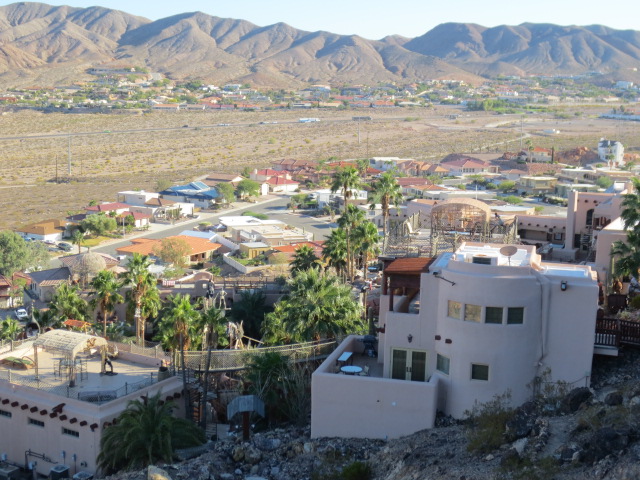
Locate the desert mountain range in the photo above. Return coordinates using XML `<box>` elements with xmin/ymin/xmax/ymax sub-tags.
<box><xmin>1</xmin><ymin>2</ymin><xmax>639</xmax><ymax>87</ymax></box>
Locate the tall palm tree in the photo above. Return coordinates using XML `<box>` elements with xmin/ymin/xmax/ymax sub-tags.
<box><xmin>48</xmin><ymin>283</ymin><xmax>88</xmax><ymax>322</ymax></box>
<box><xmin>156</xmin><ymin>294</ymin><xmax>200</xmax><ymax>352</ymax></box>
<box><xmin>369</xmin><ymin>171</ymin><xmax>403</xmax><ymax>238</ymax></box>
<box><xmin>330</xmin><ymin>166</ymin><xmax>361</xmax><ymax>213</ymax></box>
<box><xmin>290</xmin><ymin>244</ymin><xmax>321</xmax><ymax>275</ymax></box>
<box><xmin>323</xmin><ymin>228</ymin><xmax>348</xmax><ymax>279</ymax></box>
<box><xmin>97</xmin><ymin>391</ymin><xmax>204</xmax><ymax>473</ymax></box>
<box><xmin>119</xmin><ymin>253</ymin><xmax>160</xmax><ymax>343</ymax></box>
<box><xmin>338</xmin><ymin>204</ymin><xmax>366</xmax><ymax>281</ymax></box>
<box><xmin>262</xmin><ymin>269</ymin><xmax>364</xmax><ymax>344</ymax></box>
<box><xmin>197</xmin><ymin>305</ymin><xmax>227</xmax><ymax>350</ymax></box>
<box><xmin>89</xmin><ymin>270</ymin><xmax>123</xmax><ymax>337</ymax></box>
<box><xmin>353</xmin><ymin>220</ymin><xmax>380</xmax><ymax>272</ymax></box>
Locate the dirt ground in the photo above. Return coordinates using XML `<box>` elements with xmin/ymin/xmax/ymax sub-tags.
<box><xmin>0</xmin><ymin>104</ymin><xmax>636</xmax><ymax>230</ymax></box>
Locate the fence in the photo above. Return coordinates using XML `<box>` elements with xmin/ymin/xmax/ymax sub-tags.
<box><xmin>179</xmin><ymin>338</ymin><xmax>340</xmax><ymax>372</ymax></box>
<box><xmin>0</xmin><ymin>368</ymin><xmax>162</xmax><ymax>404</ymax></box>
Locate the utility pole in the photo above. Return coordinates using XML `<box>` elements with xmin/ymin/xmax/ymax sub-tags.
<box><xmin>67</xmin><ymin>135</ymin><xmax>72</xmax><ymax>176</ymax></box>
<box><xmin>520</xmin><ymin>115</ymin><xmax>524</xmax><ymax>151</ymax></box>
<box><xmin>55</xmin><ymin>155</ymin><xmax>58</xmax><ymax>184</ymax></box>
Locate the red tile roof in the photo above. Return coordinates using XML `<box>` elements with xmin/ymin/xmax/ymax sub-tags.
<box><xmin>267</xmin><ymin>176</ymin><xmax>299</xmax><ymax>186</ymax></box>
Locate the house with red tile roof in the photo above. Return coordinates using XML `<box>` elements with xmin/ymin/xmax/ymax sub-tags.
<box><xmin>267</xmin><ymin>241</ymin><xmax>325</xmax><ymax>262</ymax></box>
<box><xmin>266</xmin><ymin>176</ymin><xmax>300</xmax><ymax>193</ymax></box>
<box><xmin>115</xmin><ymin>235</ymin><xmax>221</xmax><ymax>265</ymax></box>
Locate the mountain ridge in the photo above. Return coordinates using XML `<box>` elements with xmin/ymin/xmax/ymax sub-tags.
<box><xmin>1</xmin><ymin>2</ymin><xmax>639</xmax><ymax>87</ymax></box>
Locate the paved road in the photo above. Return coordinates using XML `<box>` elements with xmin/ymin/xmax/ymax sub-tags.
<box><xmin>92</xmin><ymin>195</ymin><xmax>336</xmax><ymax>257</ymax></box>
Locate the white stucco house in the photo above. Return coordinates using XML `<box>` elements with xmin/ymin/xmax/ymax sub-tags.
<box><xmin>598</xmin><ymin>139</ymin><xmax>625</xmax><ymax>168</ymax></box>
<box><xmin>312</xmin><ymin>242</ymin><xmax>598</xmax><ymax>439</ymax></box>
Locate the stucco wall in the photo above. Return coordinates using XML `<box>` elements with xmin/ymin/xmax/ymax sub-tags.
<box><xmin>311</xmin><ymin>336</ymin><xmax>439</xmax><ymax>439</ymax></box>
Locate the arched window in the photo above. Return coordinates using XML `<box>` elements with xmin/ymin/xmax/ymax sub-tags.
<box><xmin>586</xmin><ymin>208</ymin><xmax>594</xmax><ymax>226</ymax></box>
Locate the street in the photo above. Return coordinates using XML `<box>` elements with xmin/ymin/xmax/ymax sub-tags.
<box><xmin>91</xmin><ymin>195</ymin><xmax>336</xmax><ymax>257</ymax></box>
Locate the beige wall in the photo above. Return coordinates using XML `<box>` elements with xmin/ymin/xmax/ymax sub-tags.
<box><xmin>0</xmin><ymin>376</ymin><xmax>182</xmax><ymax>477</ymax></box>
<box><xmin>311</xmin><ymin>336</ymin><xmax>439</xmax><ymax>439</ymax></box>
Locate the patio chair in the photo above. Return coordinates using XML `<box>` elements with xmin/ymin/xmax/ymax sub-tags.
<box><xmin>358</xmin><ymin>365</ymin><xmax>370</xmax><ymax>376</ymax></box>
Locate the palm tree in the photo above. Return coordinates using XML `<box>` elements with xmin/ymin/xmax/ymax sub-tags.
<box><xmin>230</xmin><ymin>289</ymin><xmax>269</xmax><ymax>340</ymax></box>
<box><xmin>97</xmin><ymin>391</ymin><xmax>204</xmax><ymax>473</ymax></box>
<box><xmin>611</xmin><ymin>179</ymin><xmax>640</xmax><ymax>284</ymax></box>
<box><xmin>0</xmin><ymin>317</ymin><xmax>23</xmax><ymax>340</ymax></box>
<box><xmin>290</xmin><ymin>244</ymin><xmax>321</xmax><ymax>275</ymax></box>
<box><xmin>262</xmin><ymin>269</ymin><xmax>364</xmax><ymax>344</ymax></box>
<box><xmin>323</xmin><ymin>228</ymin><xmax>348</xmax><ymax>279</ymax></box>
<box><xmin>119</xmin><ymin>253</ymin><xmax>160</xmax><ymax>343</ymax></box>
<box><xmin>337</xmin><ymin>204</ymin><xmax>366</xmax><ymax>281</ymax></box>
<box><xmin>611</xmin><ymin>232</ymin><xmax>640</xmax><ymax>279</ymax></box>
<box><xmin>356</xmin><ymin>158</ymin><xmax>369</xmax><ymax>181</ymax></box>
<box><xmin>330</xmin><ymin>166</ymin><xmax>361</xmax><ymax>213</ymax></box>
<box><xmin>48</xmin><ymin>283</ymin><xmax>88</xmax><ymax>322</ymax></box>
<box><xmin>369</xmin><ymin>171</ymin><xmax>403</xmax><ymax>238</ymax></box>
<box><xmin>353</xmin><ymin>220</ymin><xmax>380</xmax><ymax>272</ymax></box>
<box><xmin>71</xmin><ymin>228</ymin><xmax>85</xmax><ymax>254</ymax></box>
<box><xmin>89</xmin><ymin>270</ymin><xmax>123</xmax><ymax>337</ymax></box>
<box><xmin>197</xmin><ymin>305</ymin><xmax>227</xmax><ymax>350</ymax></box>
<box><xmin>156</xmin><ymin>294</ymin><xmax>200</xmax><ymax>352</ymax></box>
<box><xmin>620</xmin><ymin>178</ymin><xmax>640</xmax><ymax>234</ymax></box>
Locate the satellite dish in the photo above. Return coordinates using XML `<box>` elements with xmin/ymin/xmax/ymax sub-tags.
<box><xmin>500</xmin><ymin>245</ymin><xmax>518</xmax><ymax>265</ymax></box>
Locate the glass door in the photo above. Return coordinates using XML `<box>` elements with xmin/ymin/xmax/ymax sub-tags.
<box><xmin>391</xmin><ymin>348</ymin><xmax>428</xmax><ymax>382</ymax></box>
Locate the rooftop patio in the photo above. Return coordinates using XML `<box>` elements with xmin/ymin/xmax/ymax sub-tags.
<box><xmin>0</xmin><ymin>333</ymin><xmax>165</xmax><ymax>404</ymax></box>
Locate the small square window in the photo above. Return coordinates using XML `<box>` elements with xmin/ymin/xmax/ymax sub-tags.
<box><xmin>464</xmin><ymin>304</ymin><xmax>482</xmax><ymax>323</ymax></box>
<box><xmin>485</xmin><ymin>307</ymin><xmax>503</xmax><ymax>324</ymax></box>
<box><xmin>436</xmin><ymin>354</ymin><xmax>450</xmax><ymax>375</ymax></box>
<box><xmin>507</xmin><ymin>307</ymin><xmax>524</xmax><ymax>325</ymax></box>
<box><xmin>471</xmin><ymin>364</ymin><xmax>489</xmax><ymax>381</ymax></box>
<box><xmin>0</xmin><ymin>409</ymin><xmax>11</xmax><ymax>418</ymax></box>
<box><xmin>447</xmin><ymin>300</ymin><xmax>461</xmax><ymax>319</ymax></box>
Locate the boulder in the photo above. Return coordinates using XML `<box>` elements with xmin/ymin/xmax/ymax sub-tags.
<box><xmin>605</xmin><ymin>392</ymin><xmax>624</xmax><ymax>406</ymax></box>
<box><xmin>561</xmin><ymin>387</ymin><xmax>593</xmax><ymax>413</ymax></box>
<box><xmin>244</xmin><ymin>446</ymin><xmax>262</xmax><ymax>465</ymax></box>
<box><xmin>148</xmin><ymin>466</ymin><xmax>172</xmax><ymax>480</ymax></box>
<box><xmin>581</xmin><ymin>427</ymin><xmax>630</xmax><ymax>463</ymax></box>
<box><xmin>505</xmin><ymin>401</ymin><xmax>538</xmax><ymax>442</ymax></box>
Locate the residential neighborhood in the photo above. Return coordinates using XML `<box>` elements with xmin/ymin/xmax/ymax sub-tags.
<box><xmin>2</xmin><ymin>112</ymin><xmax>640</xmax><ymax>478</ymax></box>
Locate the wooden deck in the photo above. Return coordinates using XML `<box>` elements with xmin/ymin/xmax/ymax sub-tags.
<box><xmin>595</xmin><ymin>317</ymin><xmax>640</xmax><ymax>355</ymax></box>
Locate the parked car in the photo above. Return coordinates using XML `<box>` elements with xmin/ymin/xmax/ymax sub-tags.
<box><xmin>14</xmin><ymin>308</ymin><xmax>28</xmax><ymax>321</ymax></box>
<box><xmin>58</xmin><ymin>242</ymin><xmax>73</xmax><ymax>252</ymax></box>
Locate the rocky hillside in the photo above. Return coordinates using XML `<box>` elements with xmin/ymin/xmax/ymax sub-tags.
<box><xmin>2</xmin><ymin>3</ymin><xmax>640</xmax><ymax>87</ymax></box>
<box><xmin>102</xmin><ymin>349</ymin><xmax>640</xmax><ymax>480</ymax></box>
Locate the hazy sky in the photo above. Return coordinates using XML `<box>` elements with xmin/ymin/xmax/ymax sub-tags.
<box><xmin>6</xmin><ymin>0</ymin><xmax>640</xmax><ymax>39</ymax></box>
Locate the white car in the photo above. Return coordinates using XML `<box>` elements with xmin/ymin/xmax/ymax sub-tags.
<box><xmin>14</xmin><ymin>308</ymin><xmax>29</xmax><ymax>321</ymax></box>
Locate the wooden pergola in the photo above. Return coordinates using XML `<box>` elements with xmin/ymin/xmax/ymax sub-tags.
<box><xmin>32</xmin><ymin>330</ymin><xmax>108</xmax><ymax>386</ymax></box>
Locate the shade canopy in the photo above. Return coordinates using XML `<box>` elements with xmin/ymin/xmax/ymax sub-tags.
<box><xmin>33</xmin><ymin>330</ymin><xmax>108</xmax><ymax>358</ymax></box>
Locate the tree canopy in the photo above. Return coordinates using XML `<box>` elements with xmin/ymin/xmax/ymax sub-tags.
<box><xmin>152</xmin><ymin>237</ymin><xmax>191</xmax><ymax>269</ymax></box>
<box><xmin>236</xmin><ymin>179</ymin><xmax>261</xmax><ymax>199</ymax></box>
<box><xmin>0</xmin><ymin>231</ymin><xmax>47</xmax><ymax>276</ymax></box>
<box><xmin>97</xmin><ymin>391</ymin><xmax>204</xmax><ymax>473</ymax></box>
<box><xmin>262</xmin><ymin>269</ymin><xmax>364</xmax><ymax>344</ymax></box>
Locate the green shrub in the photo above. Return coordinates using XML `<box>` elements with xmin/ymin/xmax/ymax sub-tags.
<box><xmin>341</xmin><ymin>461</ymin><xmax>372</xmax><ymax>480</ymax></box>
<box><xmin>465</xmin><ymin>391</ymin><xmax>515</xmax><ymax>454</ymax></box>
